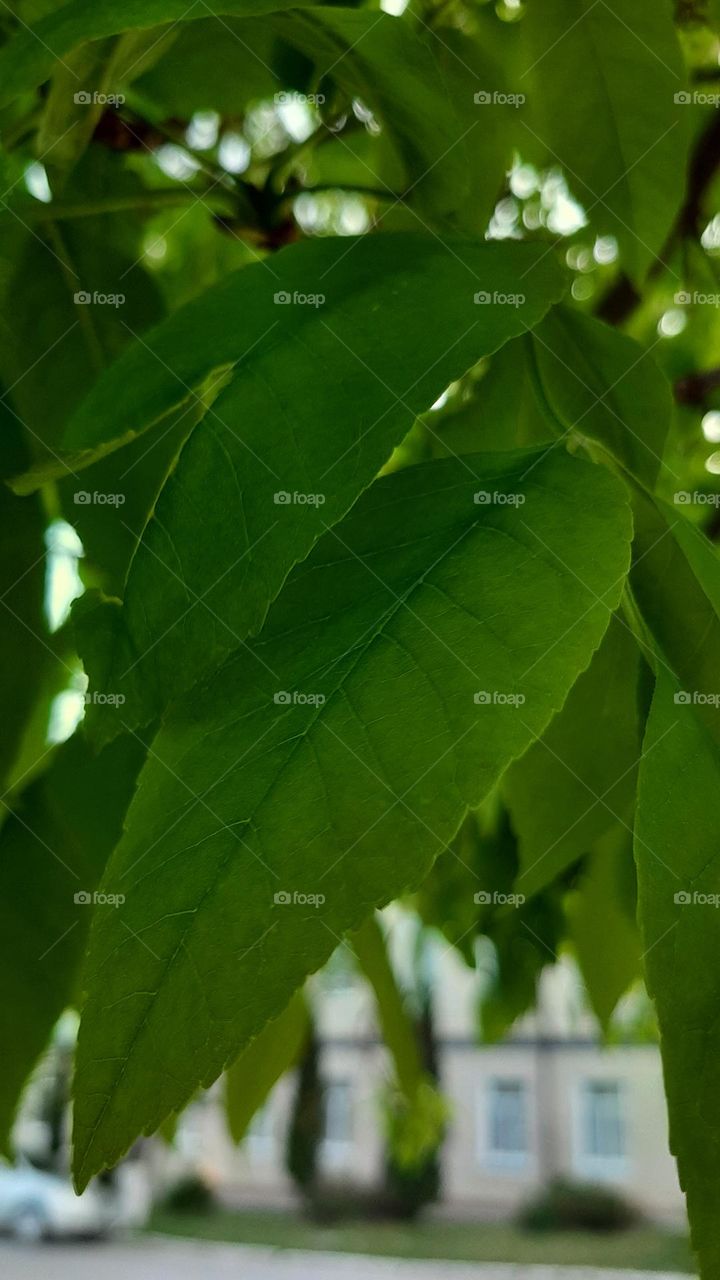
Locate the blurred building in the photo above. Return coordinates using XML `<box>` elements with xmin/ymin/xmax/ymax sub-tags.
<box><xmin>161</xmin><ymin>924</ymin><xmax>685</xmax><ymax>1227</ymax></box>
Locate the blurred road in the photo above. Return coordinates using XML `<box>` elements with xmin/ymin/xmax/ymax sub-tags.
<box><xmin>0</xmin><ymin>1238</ymin><xmax>693</xmax><ymax>1279</ymax></box>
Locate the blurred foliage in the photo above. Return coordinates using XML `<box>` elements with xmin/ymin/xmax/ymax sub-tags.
<box><xmin>518</xmin><ymin>1178</ymin><xmax>640</xmax><ymax>1234</ymax></box>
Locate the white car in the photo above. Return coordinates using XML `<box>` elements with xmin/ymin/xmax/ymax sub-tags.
<box><xmin>0</xmin><ymin>1162</ymin><xmax>113</xmax><ymax>1241</ymax></box>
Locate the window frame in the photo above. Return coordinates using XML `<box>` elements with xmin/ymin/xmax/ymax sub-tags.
<box><xmin>319</xmin><ymin>1077</ymin><xmax>355</xmax><ymax>1170</ymax></box>
<box><xmin>476</xmin><ymin>1075</ymin><xmax>531</xmax><ymax>1172</ymax></box>
<box><xmin>572</xmin><ymin>1077</ymin><xmax>628</xmax><ymax>1181</ymax></box>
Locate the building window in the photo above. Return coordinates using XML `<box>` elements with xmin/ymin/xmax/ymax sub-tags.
<box><xmin>489</xmin><ymin>1079</ymin><xmax>527</xmax><ymax>1155</ymax></box>
<box><xmin>322</xmin><ymin>1079</ymin><xmax>353</xmax><ymax>1145</ymax></box>
<box><xmin>318</xmin><ymin>1078</ymin><xmax>355</xmax><ymax>1173</ymax></box>
<box><xmin>477</xmin><ymin>1078</ymin><xmax>529</xmax><ymax>1169</ymax></box>
<box><xmin>582</xmin><ymin>1080</ymin><xmax>624</xmax><ymax>1158</ymax></box>
<box><xmin>575</xmin><ymin>1080</ymin><xmax>626</xmax><ymax>1178</ymax></box>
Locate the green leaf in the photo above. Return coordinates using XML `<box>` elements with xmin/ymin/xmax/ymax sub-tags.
<box><xmin>36</xmin><ymin>40</ymin><xmax>118</xmax><ymax>187</ymax></box>
<box><xmin>521</xmin><ymin>0</ymin><xmax>688</xmax><ymax>283</ymax></box>
<box><xmin>352</xmin><ymin>915</ymin><xmax>447</xmax><ymax>1172</ymax></box>
<box><xmin>0</xmin><ymin>412</ymin><xmax>51</xmax><ymax>789</ymax></box>
<box><xmin>36</xmin><ymin>29</ymin><xmax>180</xmax><ymax>185</ymax></box>
<box><xmin>479</xmin><ymin>887</ymin><xmax>565</xmax><ymax>1042</ymax></box>
<box><xmin>635</xmin><ymin>669</ymin><xmax>720</xmax><ymax>1277</ymax></box>
<box><xmin>566</xmin><ymin>827</ymin><xmax>641</xmax><ymax>1033</ymax></box>
<box><xmin>72</xmin><ymin>445</ymin><xmax>631</xmax><ymax>1187</ymax></box>
<box><xmin>382</xmin><ymin>1078</ymin><xmax>448</xmax><ymax>1173</ymax></box>
<box><xmin>0</xmin><ymin>0</ymin><xmax>300</xmax><ymax>108</ymax></box>
<box><xmin>0</xmin><ymin>153</ymin><xmax>164</xmax><ymax>452</ymax></box>
<box><xmin>0</xmin><ymin>732</ymin><xmax>145</xmax><ymax>1152</ymax></box>
<box><xmin>44</xmin><ymin>241</ymin><xmax>562</xmax><ymax>467</ymax></box>
<box><xmin>352</xmin><ymin>914</ymin><xmax>423</xmax><ymax>1099</ymax></box>
<box><xmin>134</xmin><ymin>18</ymin><xmax>308</xmax><ymax>116</ymax></box>
<box><xmin>53</xmin><ymin>235</ymin><xmax>563</xmax><ymax>463</ymax></box>
<box><xmin>225</xmin><ymin>989</ymin><xmax>309</xmax><ymax>1144</ymax></box>
<box><xmin>57</xmin><ymin>403</ymin><xmax>199</xmax><ymax>597</ymax></box>
<box><xmin>429</xmin><ymin>339</ymin><xmax>553</xmax><ymax>459</ymax></box>
<box><xmin>416</xmin><ymin>803</ymin><xmax>519</xmax><ymax>965</ymax></box>
<box><xmin>64</xmin><ymin>234</ymin><xmax>564</xmax><ymax>739</ymax></box>
<box><xmin>504</xmin><ymin>614</ymin><xmax>641</xmax><ymax>899</ymax></box>
<box><xmin>530</xmin><ymin>306</ymin><xmax>673</xmax><ymax>490</ymax></box>
<box><xmin>630</xmin><ymin>491</ymin><xmax>720</xmax><ymax>748</ymax></box>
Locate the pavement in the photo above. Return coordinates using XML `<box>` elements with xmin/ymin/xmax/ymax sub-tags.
<box><xmin>0</xmin><ymin>1237</ymin><xmax>694</xmax><ymax>1280</ymax></box>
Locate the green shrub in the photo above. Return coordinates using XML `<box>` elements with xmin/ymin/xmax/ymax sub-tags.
<box><xmin>518</xmin><ymin>1178</ymin><xmax>639</xmax><ymax>1233</ymax></box>
<box><xmin>158</xmin><ymin>1173</ymin><xmax>216</xmax><ymax>1215</ymax></box>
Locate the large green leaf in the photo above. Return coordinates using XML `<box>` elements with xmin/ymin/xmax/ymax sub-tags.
<box><xmin>504</xmin><ymin>613</ymin><xmax>641</xmax><ymax>899</ymax></box>
<box><xmin>0</xmin><ymin>0</ymin><xmax>299</xmax><ymax>107</ymax></box>
<box><xmin>72</xmin><ymin>446</ymin><xmax>631</xmax><ymax>1186</ymax></box>
<box><xmin>521</xmin><ymin>0</ymin><xmax>688</xmax><ymax>284</ymax></box>
<box><xmin>225</xmin><ymin>989</ymin><xmax>309</xmax><ymax>1144</ymax></box>
<box><xmin>65</xmin><ymin>234</ymin><xmax>564</xmax><ymax>740</ymax></box>
<box><xmin>0</xmin><ymin>732</ymin><xmax>145</xmax><ymax>1152</ymax></box>
<box><xmin>635</xmin><ymin>670</ymin><xmax>720</xmax><ymax>1277</ymax></box>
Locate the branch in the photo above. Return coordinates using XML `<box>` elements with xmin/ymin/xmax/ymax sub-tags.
<box><xmin>675</xmin><ymin>366</ymin><xmax>720</xmax><ymax>405</ymax></box>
